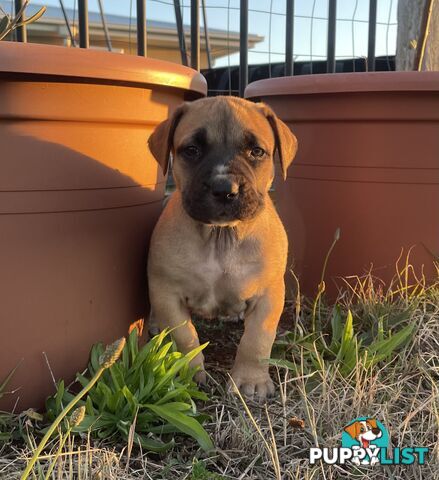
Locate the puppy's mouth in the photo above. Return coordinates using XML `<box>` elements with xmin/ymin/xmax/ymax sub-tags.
<box><xmin>205</xmin><ymin>219</ymin><xmax>239</xmax><ymax>227</ymax></box>
<box><xmin>182</xmin><ymin>183</ymin><xmax>264</xmax><ymax>225</ymax></box>
<box><xmin>184</xmin><ymin>207</ymin><xmax>243</xmax><ymax>227</ymax></box>
<box><xmin>204</xmin><ymin>209</ymin><xmax>240</xmax><ymax>227</ymax></box>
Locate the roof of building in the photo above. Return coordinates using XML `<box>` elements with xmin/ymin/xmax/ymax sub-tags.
<box><xmin>0</xmin><ymin>1</ymin><xmax>262</xmax><ymax>40</ymax></box>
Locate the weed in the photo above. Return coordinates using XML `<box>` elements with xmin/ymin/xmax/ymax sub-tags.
<box><xmin>189</xmin><ymin>460</ymin><xmax>224</xmax><ymax>480</ymax></box>
<box><xmin>45</xmin><ymin>326</ymin><xmax>213</xmax><ymax>453</ymax></box>
<box><xmin>21</xmin><ymin>338</ymin><xmax>125</xmax><ymax>479</ymax></box>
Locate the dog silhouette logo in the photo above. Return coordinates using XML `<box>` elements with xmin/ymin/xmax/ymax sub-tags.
<box><xmin>342</xmin><ymin>417</ymin><xmax>388</xmax><ymax>465</ymax></box>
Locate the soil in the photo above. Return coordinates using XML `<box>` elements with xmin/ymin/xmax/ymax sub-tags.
<box><xmin>195</xmin><ymin>302</ymin><xmax>297</xmax><ymax>371</ymax></box>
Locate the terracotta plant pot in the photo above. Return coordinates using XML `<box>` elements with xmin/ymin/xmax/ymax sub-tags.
<box><xmin>245</xmin><ymin>72</ymin><xmax>439</xmax><ymax>297</ymax></box>
<box><xmin>0</xmin><ymin>42</ymin><xmax>206</xmax><ymax>410</ymax></box>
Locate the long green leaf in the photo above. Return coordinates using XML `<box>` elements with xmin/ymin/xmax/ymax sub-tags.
<box><xmin>151</xmin><ymin>343</ymin><xmax>208</xmax><ymax>394</ymax></box>
<box><xmin>266</xmin><ymin>358</ymin><xmax>297</xmax><ymax>371</ymax></box>
<box><xmin>330</xmin><ymin>305</ymin><xmax>343</xmax><ymax>347</ymax></box>
<box><xmin>145</xmin><ymin>403</ymin><xmax>213</xmax><ymax>451</ymax></box>
<box><xmin>0</xmin><ymin>360</ymin><xmax>22</xmax><ymax>399</ymax></box>
<box><xmin>366</xmin><ymin>323</ymin><xmax>415</xmax><ymax>366</ymax></box>
<box><xmin>133</xmin><ymin>432</ymin><xmax>174</xmax><ymax>452</ymax></box>
<box><xmin>336</xmin><ymin>310</ymin><xmax>354</xmax><ymax>361</ymax></box>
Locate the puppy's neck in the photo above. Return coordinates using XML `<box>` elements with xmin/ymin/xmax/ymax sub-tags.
<box><xmin>201</xmin><ymin>224</ymin><xmax>239</xmax><ymax>255</ymax></box>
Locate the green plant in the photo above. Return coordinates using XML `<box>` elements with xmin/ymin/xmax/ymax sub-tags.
<box><xmin>271</xmin><ymin>306</ymin><xmax>415</xmax><ymax>378</ymax></box>
<box><xmin>44</xmin><ymin>326</ymin><xmax>213</xmax><ymax>454</ymax></box>
<box><xmin>22</xmin><ymin>338</ymin><xmax>126</xmax><ymax>480</ymax></box>
<box><xmin>0</xmin><ymin>361</ymin><xmax>22</xmax><ymax>401</ymax></box>
<box><xmin>0</xmin><ymin>0</ymin><xmax>46</xmax><ymax>41</ymax></box>
<box><xmin>0</xmin><ymin>361</ymin><xmax>23</xmax><ymax>443</ymax></box>
<box><xmin>274</xmin><ymin>235</ymin><xmax>423</xmax><ymax>379</ymax></box>
<box><xmin>189</xmin><ymin>460</ymin><xmax>224</xmax><ymax>480</ymax></box>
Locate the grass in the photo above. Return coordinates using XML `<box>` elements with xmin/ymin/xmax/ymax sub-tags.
<box><xmin>0</xmin><ymin>260</ymin><xmax>438</xmax><ymax>479</ymax></box>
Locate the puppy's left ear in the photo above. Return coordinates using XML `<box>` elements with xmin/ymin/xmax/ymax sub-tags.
<box><xmin>148</xmin><ymin>103</ymin><xmax>188</xmax><ymax>176</ymax></box>
<box><xmin>257</xmin><ymin>103</ymin><xmax>298</xmax><ymax>180</ymax></box>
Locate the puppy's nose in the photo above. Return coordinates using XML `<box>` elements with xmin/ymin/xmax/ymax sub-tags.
<box><xmin>210</xmin><ymin>178</ymin><xmax>239</xmax><ymax>201</ymax></box>
<box><xmin>372</xmin><ymin>428</ymin><xmax>381</xmax><ymax>435</ymax></box>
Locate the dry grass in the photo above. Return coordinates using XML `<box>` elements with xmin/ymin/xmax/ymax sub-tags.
<box><xmin>1</xmin><ymin>269</ymin><xmax>438</xmax><ymax>479</ymax></box>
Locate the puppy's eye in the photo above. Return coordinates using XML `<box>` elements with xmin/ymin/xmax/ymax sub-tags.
<box><xmin>182</xmin><ymin>145</ymin><xmax>200</xmax><ymax>158</ymax></box>
<box><xmin>250</xmin><ymin>147</ymin><xmax>265</xmax><ymax>158</ymax></box>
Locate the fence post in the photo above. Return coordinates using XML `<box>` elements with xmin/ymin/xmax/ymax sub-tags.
<box><xmin>191</xmin><ymin>0</ymin><xmax>200</xmax><ymax>70</ymax></box>
<box><xmin>239</xmin><ymin>0</ymin><xmax>248</xmax><ymax>97</ymax></box>
<box><xmin>327</xmin><ymin>0</ymin><xmax>336</xmax><ymax>73</ymax></box>
<box><xmin>367</xmin><ymin>0</ymin><xmax>377</xmax><ymax>71</ymax></box>
<box><xmin>14</xmin><ymin>0</ymin><xmax>27</xmax><ymax>42</ymax></box>
<box><xmin>174</xmin><ymin>0</ymin><xmax>188</xmax><ymax>66</ymax></box>
<box><xmin>59</xmin><ymin>0</ymin><xmax>76</xmax><ymax>46</ymax></box>
<box><xmin>285</xmin><ymin>0</ymin><xmax>294</xmax><ymax>76</ymax></box>
<box><xmin>78</xmin><ymin>0</ymin><xmax>89</xmax><ymax>48</ymax></box>
<box><xmin>136</xmin><ymin>0</ymin><xmax>146</xmax><ymax>56</ymax></box>
<box><xmin>201</xmin><ymin>0</ymin><xmax>212</xmax><ymax>69</ymax></box>
<box><xmin>97</xmin><ymin>0</ymin><xmax>112</xmax><ymax>51</ymax></box>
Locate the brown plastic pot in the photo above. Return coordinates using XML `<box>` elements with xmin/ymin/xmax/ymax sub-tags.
<box><xmin>245</xmin><ymin>72</ymin><xmax>439</xmax><ymax>297</ymax></box>
<box><xmin>0</xmin><ymin>42</ymin><xmax>206</xmax><ymax>410</ymax></box>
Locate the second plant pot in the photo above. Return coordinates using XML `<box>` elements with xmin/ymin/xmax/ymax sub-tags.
<box><xmin>246</xmin><ymin>72</ymin><xmax>439</xmax><ymax>297</ymax></box>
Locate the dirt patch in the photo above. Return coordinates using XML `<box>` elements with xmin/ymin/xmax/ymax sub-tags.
<box><xmin>194</xmin><ymin>302</ymin><xmax>297</xmax><ymax>372</ymax></box>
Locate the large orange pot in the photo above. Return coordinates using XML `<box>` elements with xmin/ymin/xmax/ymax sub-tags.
<box><xmin>246</xmin><ymin>72</ymin><xmax>439</xmax><ymax>297</ymax></box>
<box><xmin>0</xmin><ymin>42</ymin><xmax>206</xmax><ymax>410</ymax></box>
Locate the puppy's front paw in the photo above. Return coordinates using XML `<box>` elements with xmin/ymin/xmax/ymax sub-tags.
<box><xmin>230</xmin><ymin>367</ymin><xmax>275</xmax><ymax>400</ymax></box>
<box><xmin>194</xmin><ymin>369</ymin><xmax>207</xmax><ymax>385</ymax></box>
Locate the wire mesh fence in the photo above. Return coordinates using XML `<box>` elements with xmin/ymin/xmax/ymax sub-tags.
<box><xmin>7</xmin><ymin>0</ymin><xmax>399</xmax><ymax>96</ymax></box>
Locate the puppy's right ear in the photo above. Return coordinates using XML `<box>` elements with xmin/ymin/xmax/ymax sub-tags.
<box><xmin>148</xmin><ymin>103</ymin><xmax>187</xmax><ymax>176</ymax></box>
<box><xmin>344</xmin><ymin>422</ymin><xmax>359</xmax><ymax>440</ymax></box>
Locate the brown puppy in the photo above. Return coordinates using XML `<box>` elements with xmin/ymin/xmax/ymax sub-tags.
<box><xmin>147</xmin><ymin>96</ymin><xmax>297</xmax><ymax>399</ymax></box>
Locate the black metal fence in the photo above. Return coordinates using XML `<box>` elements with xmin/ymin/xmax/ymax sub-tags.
<box><xmin>11</xmin><ymin>0</ymin><xmax>395</xmax><ymax>97</ymax></box>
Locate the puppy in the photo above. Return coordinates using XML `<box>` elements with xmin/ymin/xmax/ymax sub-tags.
<box><xmin>147</xmin><ymin>96</ymin><xmax>297</xmax><ymax>399</ymax></box>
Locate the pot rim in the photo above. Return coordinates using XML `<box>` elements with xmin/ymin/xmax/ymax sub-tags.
<box><xmin>0</xmin><ymin>41</ymin><xmax>207</xmax><ymax>96</ymax></box>
<box><xmin>245</xmin><ymin>71</ymin><xmax>439</xmax><ymax>98</ymax></box>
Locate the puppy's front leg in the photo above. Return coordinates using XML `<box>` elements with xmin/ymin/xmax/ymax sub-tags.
<box><xmin>231</xmin><ymin>281</ymin><xmax>285</xmax><ymax>399</ymax></box>
<box><xmin>149</xmin><ymin>288</ymin><xmax>206</xmax><ymax>383</ymax></box>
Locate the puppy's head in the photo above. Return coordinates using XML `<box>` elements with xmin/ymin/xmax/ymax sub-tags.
<box><xmin>148</xmin><ymin>96</ymin><xmax>297</xmax><ymax>226</ymax></box>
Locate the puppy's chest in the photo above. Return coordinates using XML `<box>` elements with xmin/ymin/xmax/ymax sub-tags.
<box><xmin>184</xmin><ymin>242</ymin><xmax>261</xmax><ymax>318</ymax></box>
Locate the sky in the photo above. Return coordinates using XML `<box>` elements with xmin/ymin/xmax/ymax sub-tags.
<box><xmin>30</xmin><ymin>0</ymin><xmax>398</xmax><ymax>67</ymax></box>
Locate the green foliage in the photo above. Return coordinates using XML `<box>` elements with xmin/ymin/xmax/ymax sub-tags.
<box><xmin>0</xmin><ymin>0</ymin><xmax>46</xmax><ymax>41</ymax></box>
<box><xmin>274</xmin><ymin>231</ymin><xmax>418</xmax><ymax>378</ymax></box>
<box><xmin>0</xmin><ymin>361</ymin><xmax>23</xmax><ymax>443</ymax></box>
<box><xmin>189</xmin><ymin>460</ymin><xmax>223</xmax><ymax>480</ymax></box>
<box><xmin>271</xmin><ymin>306</ymin><xmax>415</xmax><ymax>377</ymax></box>
<box><xmin>45</xmin><ymin>327</ymin><xmax>213</xmax><ymax>452</ymax></box>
